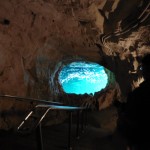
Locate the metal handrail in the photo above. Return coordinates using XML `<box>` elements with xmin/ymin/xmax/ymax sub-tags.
<box><xmin>17</xmin><ymin>104</ymin><xmax>86</xmax><ymax>150</ymax></box>
<box><xmin>0</xmin><ymin>94</ymin><xmax>87</xmax><ymax>150</ymax></box>
<box><xmin>0</xmin><ymin>94</ymin><xmax>62</xmax><ymax>105</ymax></box>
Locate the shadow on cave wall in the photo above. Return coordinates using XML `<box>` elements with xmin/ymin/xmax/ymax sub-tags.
<box><xmin>97</xmin><ymin>44</ymin><xmax>143</xmax><ymax>101</ymax></box>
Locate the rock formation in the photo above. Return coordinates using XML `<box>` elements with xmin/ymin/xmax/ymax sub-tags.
<box><xmin>0</xmin><ymin>0</ymin><xmax>150</xmax><ymax>129</ymax></box>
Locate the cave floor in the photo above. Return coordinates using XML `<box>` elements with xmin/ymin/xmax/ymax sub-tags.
<box><xmin>0</xmin><ymin>106</ymin><xmax>128</xmax><ymax>150</ymax></box>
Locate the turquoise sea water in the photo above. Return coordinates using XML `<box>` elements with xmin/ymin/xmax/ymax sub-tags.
<box><xmin>59</xmin><ymin>62</ymin><xmax>108</xmax><ymax>95</ymax></box>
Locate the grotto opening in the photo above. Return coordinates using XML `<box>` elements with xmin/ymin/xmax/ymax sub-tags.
<box><xmin>58</xmin><ymin>61</ymin><xmax>108</xmax><ymax>95</ymax></box>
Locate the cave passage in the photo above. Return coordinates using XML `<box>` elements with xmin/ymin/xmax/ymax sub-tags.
<box><xmin>59</xmin><ymin>61</ymin><xmax>108</xmax><ymax>95</ymax></box>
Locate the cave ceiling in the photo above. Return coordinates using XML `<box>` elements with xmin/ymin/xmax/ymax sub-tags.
<box><xmin>0</xmin><ymin>0</ymin><xmax>150</xmax><ymax>97</ymax></box>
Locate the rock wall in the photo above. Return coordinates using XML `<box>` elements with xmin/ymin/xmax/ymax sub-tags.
<box><xmin>0</xmin><ymin>0</ymin><xmax>150</xmax><ymax>129</ymax></box>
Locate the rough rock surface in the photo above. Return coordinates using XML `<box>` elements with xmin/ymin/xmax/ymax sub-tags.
<box><xmin>0</xmin><ymin>0</ymin><xmax>150</xmax><ymax>129</ymax></box>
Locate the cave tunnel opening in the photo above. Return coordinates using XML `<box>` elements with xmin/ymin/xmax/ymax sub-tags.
<box><xmin>58</xmin><ymin>61</ymin><xmax>109</xmax><ymax>95</ymax></box>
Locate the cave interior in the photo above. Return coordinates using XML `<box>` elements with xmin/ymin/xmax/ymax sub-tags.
<box><xmin>0</xmin><ymin>0</ymin><xmax>150</xmax><ymax>150</ymax></box>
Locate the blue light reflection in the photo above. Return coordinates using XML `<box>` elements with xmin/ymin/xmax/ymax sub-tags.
<box><xmin>59</xmin><ymin>61</ymin><xmax>108</xmax><ymax>95</ymax></box>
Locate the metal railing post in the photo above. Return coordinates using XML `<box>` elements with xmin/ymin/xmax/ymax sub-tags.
<box><xmin>68</xmin><ymin>111</ymin><xmax>72</xmax><ymax>150</ymax></box>
<box><xmin>36</xmin><ymin>123</ymin><xmax>44</xmax><ymax>150</ymax></box>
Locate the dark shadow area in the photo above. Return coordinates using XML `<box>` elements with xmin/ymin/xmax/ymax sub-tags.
<box><xmin>0</xmin><ymin>106</ymin><xmax>128</xmax><ymax>150</ymax></box>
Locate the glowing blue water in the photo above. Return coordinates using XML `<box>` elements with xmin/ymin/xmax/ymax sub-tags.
<box><xmin>59</xmin><ymin>62</ymin><xmax>108</xmax><ymax>95</ymax></box>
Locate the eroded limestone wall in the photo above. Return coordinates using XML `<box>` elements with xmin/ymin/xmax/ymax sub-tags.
<box><xmin>0</xmin><ymin>0</ymin><xmax>150</xmax><ymax>129</ymax></box>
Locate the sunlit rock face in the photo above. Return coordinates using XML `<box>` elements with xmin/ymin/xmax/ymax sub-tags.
<box><xmin>59</xmin><ymin>62</ymin><xmax>108</xmax><ymax>95</ymax></box>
